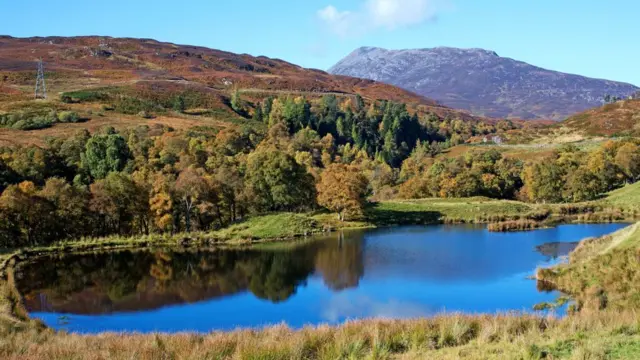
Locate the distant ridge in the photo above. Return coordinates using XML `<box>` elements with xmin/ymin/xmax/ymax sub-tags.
<box><xmin>329</xmin><ymin>46</ymin><xmax>639</xmax><ymax>120</ymax></box>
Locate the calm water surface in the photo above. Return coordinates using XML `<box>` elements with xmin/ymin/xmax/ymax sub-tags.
<box><xmin>17</xmin><ymin>223</ymin><xmax>627</xmax><ymax>333</ymax></box>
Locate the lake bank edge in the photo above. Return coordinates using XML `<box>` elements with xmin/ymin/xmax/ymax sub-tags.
<box><xmin>1</xmin><ymin>218</ymin><xmax>640</xmax><ymax>358</ymax></box>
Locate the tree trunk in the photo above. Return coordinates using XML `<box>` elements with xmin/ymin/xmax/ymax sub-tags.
<box><xmin>184</xmin><ymin>198</ymin><xmax>193</xmax><ymax>233</ymax></box>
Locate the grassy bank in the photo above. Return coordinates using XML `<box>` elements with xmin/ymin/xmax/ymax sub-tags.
<box><xmin>599</xmin><ymin>181</ymin><xmax>640</xmax><ymax>210</ymax></box>
<box><xmin>537</xmin><ymin>222</ymin><xmax>640</xmax><ymax>312</ymax></box>
<box><xmin>365</xmin><ymin>198</ymin><xmax>536</xmax><ymax>225</ymax></box>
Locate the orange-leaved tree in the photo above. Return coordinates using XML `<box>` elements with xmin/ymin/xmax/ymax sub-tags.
<box><xmin>317</xmin><ymin>164</ymin><xmax>369</xmax><ymax>221</ymax></box>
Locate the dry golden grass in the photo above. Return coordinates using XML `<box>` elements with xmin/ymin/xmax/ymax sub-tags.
<box><xmin>1</xmin><ymin>310</ymin><xmax>639</xmax><ymax>359</ymax></box>
<box><xmin>563</xmin><ymin>99</ymin><xmax>640</xmax><ymax>136</ymax></box>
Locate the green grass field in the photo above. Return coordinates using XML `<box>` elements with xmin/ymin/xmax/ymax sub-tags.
<box><xmin>369</xmin><ymin>198</ymin><xmax>534</xmax><ymax>225</ymax></box>
<box><xmin>599</xmin><ymin>182</ymin><xmax>640</xmax><ymax>209</ymax></box>
<box><xmin>212</xmin><ymin>213</ymin><xmax>321</xmax><ymax>240</ymax></box>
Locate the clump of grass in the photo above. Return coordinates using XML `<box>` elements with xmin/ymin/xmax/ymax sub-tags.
<box><xmin>488</xmin><ymin>220</ymin><xmax>544</xmax><ymax>232</ymax></box>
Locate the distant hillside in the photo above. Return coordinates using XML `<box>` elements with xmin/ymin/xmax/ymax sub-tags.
<box><xmin>0</xmin><ymin>36</ymin><xmax>479</xmax><ymax>121</ymax></box>
<box><xmin>563</xmin><ymin>98</ymin><xmax>640</xmax><ymax>136</ymax></box>
<box><xmin>329</xmin><ymin>47</ymin><xmax>639</xmax><ymax>121</ymax></box>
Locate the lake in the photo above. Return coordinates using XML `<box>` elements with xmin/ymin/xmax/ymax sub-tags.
<box><xmin>16</xmin><ymin>223</ymin><xmax>627</xmax><ymax>334</ymax></box>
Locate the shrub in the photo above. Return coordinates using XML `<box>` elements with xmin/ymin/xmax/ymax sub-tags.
<box><xmin>115</xmin><ymin>97</ymin><xmax>160</xmax><ymax>115</ymax></box>
<box><xmin>57</xmin><ymin>111</ymin><xmax>80</xmax><ymax>123</ymax></box>
<box><xmin>558</xmin><ymin>204</ymin><xmax>596</xmax><ymax>215</ymax></box>
<box><xmin>138</xmin><ymin>111</ymin><xmax>153</xmax><ymax>119</ymax></box>
<box><xmin>62</xmin><ymin>89</ymin><xmax>110</xmax><ymax>103</ymax></box>
<box><xmin>11</xmin><ymin>118</ymin><xmax>53</xmax><ymax>130</ymax></box>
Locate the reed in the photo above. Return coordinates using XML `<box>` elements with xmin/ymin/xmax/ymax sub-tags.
<box><xmin>487</xmin><ymin>220</ymin><xmax>544</xmax><ymax>232</ymax></box>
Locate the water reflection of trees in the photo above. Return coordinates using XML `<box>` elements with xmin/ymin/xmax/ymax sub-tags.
<box><xmin>315</xmin><ymin>233</ymin><xmax>365</xmax><ymax>291</ymax></box>
<box><xmin>17</xmin><ymin>233</ymin><xmax>365</xmax><ymax>314</ymax></box>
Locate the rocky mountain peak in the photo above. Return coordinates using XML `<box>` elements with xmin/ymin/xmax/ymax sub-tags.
<box><xmin>329</xmin><ymin>46</ymin><xmax>638</xmax><ymax>120</ymax></box>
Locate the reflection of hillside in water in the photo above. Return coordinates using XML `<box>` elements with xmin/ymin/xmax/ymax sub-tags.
<box><xmin>17</xmin><ymin>233</ymin><xmax>365</xmax><ymax>315</ymax></box>
<box><xmin>535</xmin><ymin>242</ymin><xmax>579</xmax><ymax>260</ymax></box>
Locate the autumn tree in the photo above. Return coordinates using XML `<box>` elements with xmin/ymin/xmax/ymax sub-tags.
<box><xmin>246</xmin><ymin>149</ymin><xmax>316</xmax><ymax>212</ymax></box>
<box><xmin>522</xmin><ymin>162</ymin><xmax>565</xmax><ymax>203</ymax></box>
<box><xmin>615</xmin><ymin>143</ymin><xmax>640</xmax><ymax>183</ymax></box>
<box><xmin>586</xmin><ymin>149</ymin><xmax>620</xmax><ymax>194</ymax></box>
<box><xmin>563</xmin><ymin>167</ymin><xmax>601</xmax><ymax>202</ymax></box>
<box><xmin>39</xmin><ymin>177</ymin><xmax>90</xmax><ymax>239</ymax></box>
<box><xmin>149</xmin><ymin>172</ymin><xmax>176</xmax><ymax>233</ymax></box>
<box><xmin>317</xmin><ymin>164</ymin><xmax>369</xmax><ymax>221</ymax></box>
<box><xmin>215</xmin><ymin>164</ymin><xmax>246</xmax><ymax>223</ymax></box>
<box><xmin>175</xmin><ymin>168</ymin><xmax>209</xmax><ymax>232</ymax></box>
<box><xmin>90</xmin><ymin>173</ymin><xmax>148</xmax><ymax>235</ymax></box>
<box><xmin>0</xmin><ymin>181</ymin><xmax>56</xmax><ymax>246</ymax></box>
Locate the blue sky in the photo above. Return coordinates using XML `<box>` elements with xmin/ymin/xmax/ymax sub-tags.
<box><xmin>2</xmin><ymin>0</ymin><xmax>638</xmax><ymax>85</ymax></box>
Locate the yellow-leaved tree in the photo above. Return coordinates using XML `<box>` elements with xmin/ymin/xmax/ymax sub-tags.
<box><xmin>317</xmin><ymin>164</ymin><xmax>369</xmax><ymax>221</ymax></box>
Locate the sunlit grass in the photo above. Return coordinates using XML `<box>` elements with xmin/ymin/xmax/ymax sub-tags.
<box><xmin>538</xmin><ymin>223</ymin><xmax>640</xmax><ymax>312</ymax></box>
<box><xmin>0</xmin><ymin>309</ymin><xmax>639</xmax><ymax>359</ymax></box>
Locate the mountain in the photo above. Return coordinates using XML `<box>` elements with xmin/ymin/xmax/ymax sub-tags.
<box><xmin>329</xmin><ymin>47</ymin><xmax>639</xmax><ymax>120</ymax></box>
<box><xmin>0</xmin><ymin>36</ymin><xmax>481</xmax><ymax>122</ymax></box>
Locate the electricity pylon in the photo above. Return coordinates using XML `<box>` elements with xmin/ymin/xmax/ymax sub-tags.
<box><xmin>35</xmin><ymin>59</ymin><xmax>47</xmax><ymax>99</ymax></box>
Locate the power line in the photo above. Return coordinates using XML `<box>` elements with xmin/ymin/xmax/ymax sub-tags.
<box><xmin>35</xmin><ymin>59</ymin><xmax>47</xmax><ymax>99</ymax></box>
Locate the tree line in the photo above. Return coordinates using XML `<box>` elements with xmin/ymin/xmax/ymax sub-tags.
<box><xmin>399</xmin><ymin>141</ymin><xmax>640</xmax><ymax>203</ymax></box>
<box><xmin>0</xmin><ymin>94</ymin><xmax>636</xmax><ymax>248</ymax></box>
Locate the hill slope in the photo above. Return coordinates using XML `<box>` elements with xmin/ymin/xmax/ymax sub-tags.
<box><xmin>0</xmin><ymin>36</ymin><xmax>479</xmax><ymax>122</ymax></box>
<box><xmin>329</xmin><ymin>46</ymin><xmax>639</xmax><ymax>120</ymax></box>
<box><xmin>562</xmin><ymin>98</ymin><xmax>640</xmax><ymax>136</ymax></box>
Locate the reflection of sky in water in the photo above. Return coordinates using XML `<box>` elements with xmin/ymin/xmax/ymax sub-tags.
<box><xmin>29</xmin><ymin>223</ymin><xmax>627</xmax><ymax>333</ymax></box>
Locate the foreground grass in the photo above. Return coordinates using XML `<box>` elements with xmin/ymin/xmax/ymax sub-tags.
<box><xmin>1</xmin><ymin>308</ymin><xmax>639</xmax><ymax>359</ymax></box>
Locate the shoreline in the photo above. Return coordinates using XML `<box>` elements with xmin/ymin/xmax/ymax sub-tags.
<box><xmin>1</xmin><ymin>216</ymin><xmax>639</xmax><ymax>358</ymax></box>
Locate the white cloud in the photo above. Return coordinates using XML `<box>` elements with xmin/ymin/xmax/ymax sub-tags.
<box><xmin>318</xmin><ymin>0</ymin><xmax>447</xmax><ymax>37</ymax></box>
<box><xmin>317</xmin><ymin>5</ymin><xmax>355</xmax><ymax>37</ymax></box>
<box><xmin>368</xmin><ymin>0</ymin><xmax>441</xmax><ymax>29</ymax></box>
